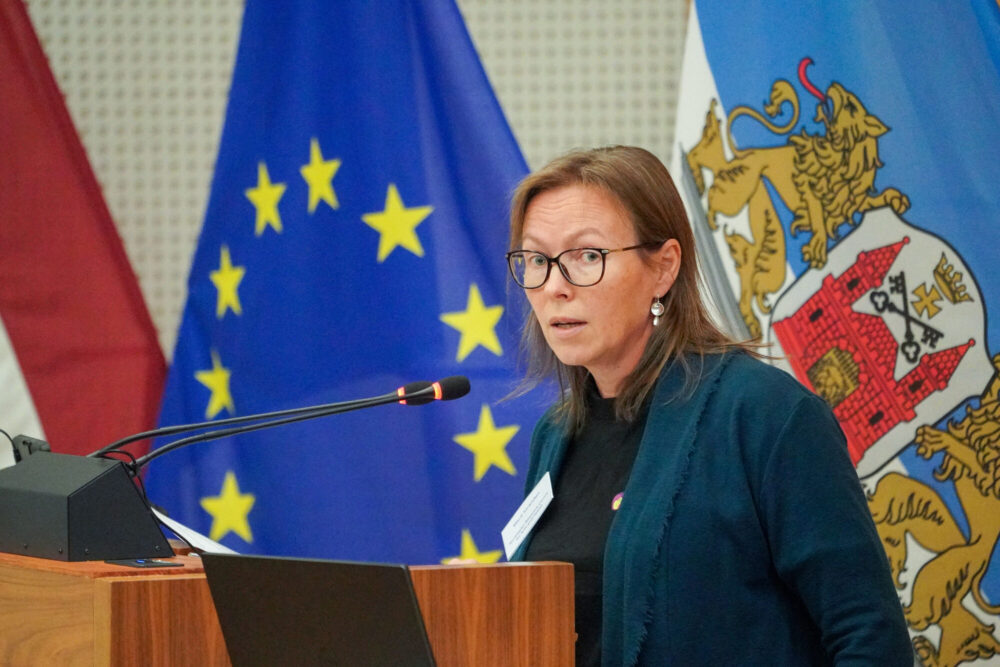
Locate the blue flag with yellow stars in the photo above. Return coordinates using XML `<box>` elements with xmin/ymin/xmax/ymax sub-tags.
<box><xmin>144</xmin><ymin>0</ymin><xmax>542</xmax><ymax>564</ymax></box>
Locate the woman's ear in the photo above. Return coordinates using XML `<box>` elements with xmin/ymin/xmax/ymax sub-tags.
<box><xmin>654</xmin><ymin>239</ymin><xmax>682</xmax><ymax>296</ymax></box>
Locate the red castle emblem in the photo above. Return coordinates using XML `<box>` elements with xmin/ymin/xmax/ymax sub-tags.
<box><xmin>771</xmin><ymin>238</ymin><xmax>972</xmax><ymax>464</ymax></box>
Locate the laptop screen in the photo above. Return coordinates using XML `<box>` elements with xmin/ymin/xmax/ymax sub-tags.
<box><xmin>201</xmin><ymin>553</ymin><xmax>436</xmax><ymax>667</ymax></box>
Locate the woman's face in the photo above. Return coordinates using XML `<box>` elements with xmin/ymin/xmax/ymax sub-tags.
<box><xmin>520</xmin><ymin>184</ymin><xmax>678</xmax><ymax>397</ymax></box>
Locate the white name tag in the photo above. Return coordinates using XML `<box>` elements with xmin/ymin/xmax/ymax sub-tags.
<box><xmin>501</xmin><ymin>472</ymin><xmax>554</xmax><ymax>560</ymax></box>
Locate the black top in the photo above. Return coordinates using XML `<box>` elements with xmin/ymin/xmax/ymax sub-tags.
<box><xmin>524</xmin><ymin>381</ymin><xmax>650</xmax><ymax>667</ymax></box>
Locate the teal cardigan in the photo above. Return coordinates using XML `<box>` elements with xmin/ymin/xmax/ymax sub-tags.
<box><xmin>512</xmin><ymin>352</ymin><xmax>911</xmax><ymax>665</ymax></box>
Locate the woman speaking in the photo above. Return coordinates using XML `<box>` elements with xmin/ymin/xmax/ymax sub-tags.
<box><xmin>505</xmin><ymin>146</ymin><xmax>911</xmax><ymax>665</ymax></box>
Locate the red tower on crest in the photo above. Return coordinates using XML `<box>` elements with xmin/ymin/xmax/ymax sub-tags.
<box><xmin>772</xmin><ymin>239</ymin><xmax>972</xmax><ymax>464</ymax></box>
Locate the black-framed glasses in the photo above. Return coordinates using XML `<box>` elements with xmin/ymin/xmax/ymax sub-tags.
<box><xmin>505</xmin><ymin>241</ymin><xmax>666</xmax><ymax>289</ymax></box>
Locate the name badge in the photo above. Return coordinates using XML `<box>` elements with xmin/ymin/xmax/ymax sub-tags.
<box><xmin>501</xmin><ymin>472</ymin><xmax>554</xmax><ymax>560</ymax></box>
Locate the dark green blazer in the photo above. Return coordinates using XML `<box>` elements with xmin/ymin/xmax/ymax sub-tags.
<box><xmin>512</xmin><ymin>352</ymin><xmax>911</xmax><ymax>666</ymax></box>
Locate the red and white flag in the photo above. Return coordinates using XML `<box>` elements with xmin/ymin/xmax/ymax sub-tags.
<box><xmin>0</xmin><ymin>1</ymin><xmax>165</xmax><ymax>464</ymax></box>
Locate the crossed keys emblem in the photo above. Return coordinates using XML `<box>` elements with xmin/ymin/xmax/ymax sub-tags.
<box><xmin>870</xmin><ymin>271</ymin><xmax>944</xmax><ymax>363</ymax></box>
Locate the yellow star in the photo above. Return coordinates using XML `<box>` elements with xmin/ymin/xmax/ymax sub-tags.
<box><xmin>200</xmin><ymin>471</ymin><xmax>255</xmax><ymax>542</ymax></box>
<box><xmin>244</xmin><ymin>161</ymin><xmax>286</xmax><ymax>235</ymax></box>
<box><xmin>195</xmin><ymin>349</ymin><xmax>235</xmax><ymax>419</ymax></box>
<box><xmin>209</xmin><ymin>245</ymin><xmax>246</xmax><ymax>319</ymax></box>
<box><xmin>439</xmin><ymin>283</ymin><xmax>504</xmax><ymax>362</ymax></box>
<box><xmin>299</xmin><ymin>138</ymin><xmax>341</xmax><ymax>214</ymax></box>
<box><xmin>453</xmin><ymin>404</ymin><xmax>519</xmax><ymax>481</ymax></box>
<box><xmin>361</xmin><ymin>183</ymin><xmax>432</xmax><ymax>262</ymax></box>
<box><xmin>439</xmin><ymin>529</ymin><xmax>502</xmax><ymax>564</ymax></box>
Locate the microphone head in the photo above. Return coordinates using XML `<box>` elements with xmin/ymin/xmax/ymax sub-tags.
<box><xmin>397</xmin><ymin>376</ymin><xmax>470</xmax><ymax>406</ymax></box>
<box><xmin>433</xmin><ymin>376</ymin><xmax>470</xmax><ymax>401</ymax></box>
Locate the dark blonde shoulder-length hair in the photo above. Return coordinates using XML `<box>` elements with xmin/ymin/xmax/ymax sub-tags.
<box><xmin>509</xmin><ymin>145</ymin><xmax>756</xmax><ymax>433</ymax></box>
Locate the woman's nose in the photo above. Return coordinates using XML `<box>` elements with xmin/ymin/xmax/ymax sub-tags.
<box><xmin>541</xmin><ymin>263</ymin><xmax>574</xmax><ymax>298</ymax></box>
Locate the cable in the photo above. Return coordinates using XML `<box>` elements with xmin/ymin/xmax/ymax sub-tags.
<box><xmin>98</xmin><ymin>449</ymin><xmax>147</xmax><ymax>498</ymax></box>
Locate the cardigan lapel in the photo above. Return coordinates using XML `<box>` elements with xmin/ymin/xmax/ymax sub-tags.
<box><xmin>509</xmin><ymin>417</ymin><xmax>571</xmax><ymax>562</ymax></box>
<box><xmin>602</xmin><ymin>353</ymin><xmax>730</xmax><ymax>667</ymax></box>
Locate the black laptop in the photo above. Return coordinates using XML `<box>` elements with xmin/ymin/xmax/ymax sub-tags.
<box><xmin>201</xmin><ymin>553</ymin><xmax>436</xmax><ymax>667</ymax></box>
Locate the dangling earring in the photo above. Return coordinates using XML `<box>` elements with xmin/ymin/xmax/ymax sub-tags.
<box><xmin>650</xmin><ymin>296</ymin><xmax>665</xmax><ymax>326</ymax></box>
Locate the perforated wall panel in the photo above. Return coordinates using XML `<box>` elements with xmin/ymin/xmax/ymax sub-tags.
<box><xmin>23</xmin><ymin>0</ymin><xmax>687</xmax><ymax>358</ymax></box>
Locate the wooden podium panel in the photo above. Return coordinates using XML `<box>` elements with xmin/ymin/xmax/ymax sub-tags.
<box><xmin>0</xmin><ymin>552</ymin><xmax>227</xmax><ymax>666</ymax></box>
<box><xmin>93</xmin><ymin>572</ymin><xmax>230</xmax><ymax>664</ymax></box>
<box><xmin>412</xmin><ymin>561</ymin><xmax>574</xmax><ymax>666</ymax></box>
<box><xmin>0</xmin><ymin>552</ymin><xmax>573</xmax><ymax>666</ymax></box>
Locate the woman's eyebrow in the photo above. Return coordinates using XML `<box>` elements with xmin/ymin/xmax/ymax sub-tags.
<box><xmin>520</xmin><ymin>227</ymin><xmax>608</xmax><ymax>249</ymax></box>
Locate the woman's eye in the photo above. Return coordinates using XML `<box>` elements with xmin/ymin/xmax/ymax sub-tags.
<box><xmin>528</xmin><ymin>254</ymin><xmax>547</xmax><ymax>267</ymax></box>
<box><xmin>580</xmin><ymin>250</ymin><xmax>601</xmax><ymax>263</ymax></box>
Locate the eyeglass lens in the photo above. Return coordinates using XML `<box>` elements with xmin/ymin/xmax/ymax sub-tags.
<box><xmin>509</xmin><ymin>249</ymin><xmax>604</xmax><ymax>288</ymax></box>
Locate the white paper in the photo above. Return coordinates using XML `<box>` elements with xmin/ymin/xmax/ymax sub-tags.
<box><xmin>501</xmin><ymin>472</ymin><xmax>554</xmax><ymax>560</ymax></box>
<box><xmin>153</xmin><ymin>508</ymin><xmax>238</xmax><ymax>554</ymax></box>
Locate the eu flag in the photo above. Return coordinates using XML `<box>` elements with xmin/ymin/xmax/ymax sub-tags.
<box><xmin>145</xmin><ymin>0</ymin><xmax>541</xmax><ymax>564</ymax></box>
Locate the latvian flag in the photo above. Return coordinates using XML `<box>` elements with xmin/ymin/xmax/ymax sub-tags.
<box><xmin>0</xmin><ymin>2</ymin><xmax>165</xmax><ymax>465</ymax></box>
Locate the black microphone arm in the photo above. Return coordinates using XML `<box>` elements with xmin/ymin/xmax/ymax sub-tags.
<box><xmin>127</xmin><ymin>376</ymin><xmax>470</xmax><ymax>471</ymax></box>
<box><xmin>89</xmin><ymin>391</ymin><xmax>414</xmax><ymax>457</ymax></box>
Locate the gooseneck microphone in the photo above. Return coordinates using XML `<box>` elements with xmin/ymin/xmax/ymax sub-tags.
<box><xmin>124</xmin><ymin>376</ymin><xmax>470</xmax><ymax>472</ymax></box>
<box><xmin>0</xmin><ymin>375</ymin><xmax>470</xmax><ymax>562</ymax></box>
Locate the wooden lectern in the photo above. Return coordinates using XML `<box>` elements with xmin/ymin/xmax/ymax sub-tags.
<box><xmin>0</xmin><ymin>552</ymin><xmax>574</xmax><ymax>666</ymax></box>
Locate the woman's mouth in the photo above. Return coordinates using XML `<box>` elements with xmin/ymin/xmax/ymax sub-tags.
<box><xmin>549</xmin><ymin>318</ymin><xmax>586</xmax><ymax>336</ymax></box>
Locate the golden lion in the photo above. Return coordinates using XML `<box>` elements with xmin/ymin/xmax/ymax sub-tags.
<box><xmin>685</xmin><ymin>78</ymin><xmax>910</xmax><ymax>337</ymax></box>
<box><xmin>868</xmin><ymin>354</ymin><xmax>1000</xmax><ymax>666</ymax></box>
